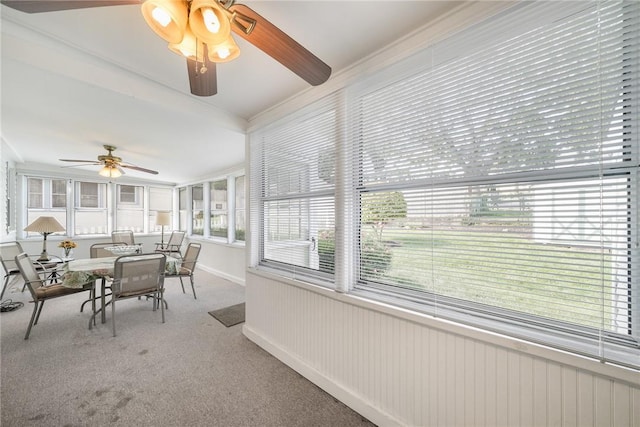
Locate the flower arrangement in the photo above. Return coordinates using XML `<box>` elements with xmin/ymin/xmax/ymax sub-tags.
<box><xmin>58</xmin><ymin>239</ymin><xmax>77</xmax><ymax>257</ymax></box>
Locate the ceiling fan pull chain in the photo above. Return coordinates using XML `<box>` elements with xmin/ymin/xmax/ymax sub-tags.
<box><xmin>197</xmin><ymin>41</ymin><xmax>207</xmax><ymax>75</ymax></box>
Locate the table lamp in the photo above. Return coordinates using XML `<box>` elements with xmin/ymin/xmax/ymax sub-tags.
<box><xmin>24</xmin><ymin>216</ymin><xmax>65</xmax><ymax>261</ymax></box>
<box><xmin>156</xmin><ymin>211</ymin><xmax>171</xmax><ymax>247</ymax></box>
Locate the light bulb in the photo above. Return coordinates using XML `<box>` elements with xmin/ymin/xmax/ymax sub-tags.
<box><xmin>151</xmin><ymin>6</ymin><xmax>172</xmax><ymax>27</ymax></box>
<box><xmin>217</xmin><ymin>47</ymin><xmax>230</xmax><ymax>59</ymax></box>
<box><xmin>202</xmin><ymin>8</ymin><xmax>220</xmax><ymax>34</ymax></box>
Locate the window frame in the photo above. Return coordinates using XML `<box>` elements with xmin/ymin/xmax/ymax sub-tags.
<box><xmin>250</xmin><ymin>0</ymin><xmax>640</xmax><ymax>369</ymax></box>
<box><xmin>176</xmin><ymin>171</ymin><xmax>245</xmax><ymax>244</ymax></box>
<box><xmin>19</xmin><ymin>174</ymin><xmax>174</xmax><ymax>238</ymax></box>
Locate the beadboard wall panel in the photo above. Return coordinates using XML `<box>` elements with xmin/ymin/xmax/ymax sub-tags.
<box><xmin>243</xmin><ymin>271</ymin><xmax>640</xmax><ymax>427</ymax></box>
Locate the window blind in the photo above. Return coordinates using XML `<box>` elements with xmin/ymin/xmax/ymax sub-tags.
<box><xmin>251</xmin><ymin>94</ymin><xmax>339</xmax><ymax>282</ymax></box>
<box><xmin>350</xmin><ymin>1</ymin><xmax>639</xmax><ymax>367</ymax></box>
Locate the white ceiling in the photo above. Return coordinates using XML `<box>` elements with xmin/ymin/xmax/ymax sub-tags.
<box><xmin>1</xmin><ymin>1</ymin><xmax>463</xmax><ymax>185</ymax></box>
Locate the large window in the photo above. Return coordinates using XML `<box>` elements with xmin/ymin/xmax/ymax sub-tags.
<box><xmin>21</xmin><ymin>176</ymin><xmax>174</xmax><ymax>237</ymax></box>
<box><xmin>178</xmin><ymin>187</ymin><xmax>188</xmax><ymax>232</ymax></box>
<box><xmin>149</xmin><ymin>187</ymin><xmax>173</xmax><ymax>232</ymax></box>
<box><xmin>25</xmin><ymin>177</ymin><xmax>67</xmax><ymax>236</ymax></box>
<box><xmin>210</xmin><ymin>179</ymin><xmax>228</xmax><ymax>238</ymax></box>
<box><xmin>75</xmin><ymin>181</ymin><xmax>107</xmax><ymax>235</ymax></box>
<box><xmin>252</xmin><ymin>1</ymin><xmax>640</xmax><ymax>368</ymax></box>
<box><xmin>192</xmin><ymin>185</ymin><xmax>204</xmax><ymax>236</ymax></box>
<box><xmin>115</xmin><ymin>184</ymin><xmax>144</xmax><ymax>232</ymax></box>
<box><xmin>235</xmin><ymin>175</ymin><xmax>245</xmax><ymax>242</ymax></box>
<box><xmin>177</xmin><ymin>174</ymin><xmax>245</xmax><ymax>242</ymax></box>
<box><xmin>252</xmin><ymin>96</ymin><xmax>337</xmax><ymax>278</ymax></box>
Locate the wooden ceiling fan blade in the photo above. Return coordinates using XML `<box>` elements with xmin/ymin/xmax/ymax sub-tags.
<box><xmin>0</xmin><ymin>0</ymin><xmax>141</xmax><ymax>13</ymax></box>
<box><xmin>187</xmin><ymin>55</ymin><xmax>217</xmax><ymax>97</ymax></box>
<box><xmin>121</xmin><ymin>164</ymin><xmax>159</xmax><ymax>175</ymax></box>
<box><xmin>59</xmin><ymin>159</ymin><xmax>101</xmax><ymax>164</ymax></box>
<box><xmin>229</xmin><ymin>4</ymin><xmax>331</xmax><ymax>86</ymax></box>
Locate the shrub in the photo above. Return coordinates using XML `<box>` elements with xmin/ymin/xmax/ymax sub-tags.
<box><xmin>317</xmin><ymin>230</ymin><xmax>392</xmax><ymax>278</ymax></box>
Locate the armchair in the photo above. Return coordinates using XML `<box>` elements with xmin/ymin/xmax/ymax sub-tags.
<box><xmin>110</xmin><ymin>253</ymin><xmax>167</xmax><ymax>337</ymax></box>
<box><xmin>1</xmin><ymin>242</ymin><xmax>63</xmax><ymax>301</ymax></box>
<box><xmin>15</xmin><ymin>252</ymin><xmax>92</xmax><ymax>339</ymax></box>
<box><xmin>166</xmin><ymin>242</ymin><xmax>201</xmax><ymax>299</ymax></box>
<box><xmin>154</xmin><ymin>231</ymin><xmax>185</xmax><ymax>258</ymax></box>
<box><xmin>111</xmin><ymin>230</ymin><xmax>142</xmax><ymax>253</ymax></box>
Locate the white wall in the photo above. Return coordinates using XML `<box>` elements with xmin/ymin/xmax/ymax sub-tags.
<box><xmin>243</xmin><ymin>271</ymin><xmax>640</xmax><ymax>427</ymax></box>
<box><xmin>189</xmin><ymin>238</ymin><xmax>245</xmax><ymax>286</ymax></box>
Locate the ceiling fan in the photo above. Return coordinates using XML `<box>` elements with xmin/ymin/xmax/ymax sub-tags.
<box><xmin>0</xmin><ymin>0</ymin><xmax>332</xmax><ymax>97</ymax></box>
<box><xmin>60</xmin><ymin>144</ymin><xmax>159</xmax><ymax>177</ymax></box>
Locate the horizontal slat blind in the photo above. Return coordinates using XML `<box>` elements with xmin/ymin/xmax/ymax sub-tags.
<box><xmin>251</xmin><ymin>94</ymin><xmax>339</xmax><ymax>280</ymax></box>
<box><xmin>351</xmin><ymin>1</ymin><xmax>639</xmax><ymax>367</ymax></box>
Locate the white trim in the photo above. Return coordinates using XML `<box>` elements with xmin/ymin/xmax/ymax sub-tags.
<box><xmin>243</xmin><ymin>324</ymin><xmax>402</xmax><ymax>427</ymax></box>
<box><xmin>196</xmin><ymin>264</ymin><xmax>245</xmax><ymax>286</ymax></box>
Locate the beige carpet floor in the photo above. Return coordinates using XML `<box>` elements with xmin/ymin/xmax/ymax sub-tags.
<box><xmin>0</xmin><ymin>269</ymin><xmax>374</xmax><ymax>427</ymax></box>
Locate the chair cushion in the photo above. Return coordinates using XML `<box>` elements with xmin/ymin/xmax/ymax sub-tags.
<box><xmin>35</xmin><ymin>284</ymin><xmax>88</xmax><ymax>299</ymax></box>
<box><xmin>178</xmin><ymin>267</ymin><xmax>192</xmax><ymax>275</ymax></box>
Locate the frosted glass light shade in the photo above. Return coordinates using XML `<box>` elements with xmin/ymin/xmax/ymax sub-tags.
<box><xmin>208</xmin><ymin>34</ymin><xmax>240</xmax><ymax>63</ymax></box>
<box><xmin>168</xmin><ymin>27</ymin><xmax>206</xmax><ymax>62</ymax></box>
<box><xmin>99</xmin><ymin>165</ymin><xmax>122</xmax><ymax>178</ymax></box>
<box><xmin>141</xmin><ymin>0</ymin><xmax>189</xmax><ymax>44</ymax></box>
<box><xmin>189</xmin><ymin>0</ymin><xmax>230</xmax><ymax>46</ymax></box>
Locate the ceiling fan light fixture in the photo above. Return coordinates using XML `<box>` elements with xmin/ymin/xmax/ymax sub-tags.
<box><xmin>208</xmin><ymin>34</ymin><xmax>240</xmax><ymax>63</ymax></box>
<box><xmin>141</xmin><ymin>0</ymin><xmax>188</xmax><ymax>44</ymax></box>
<box><xmin>168</xmin><ymin>27</ymin><xmax>206</xmax><ymax>62</ymax></box>
<box><xmin>189</xmin><ymin>0</ymin><xmax>231</xmax><ymax>46</ymax></box>
<box><xmin>99</xmin><ymin>165</ymin><xmax>123</xmax><ymax>178</ymax></box>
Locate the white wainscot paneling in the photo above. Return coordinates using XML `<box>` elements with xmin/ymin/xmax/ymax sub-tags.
<box><xmin>243</xmin><ymin>271</ymin><xmax>640</xmax><ymax>427</ymax></box>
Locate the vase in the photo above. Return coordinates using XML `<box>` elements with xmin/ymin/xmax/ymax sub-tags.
<box><xmin>63</xmin><ymin>248</ymin><xmax>73</xmax><ymax>259</ymax></box>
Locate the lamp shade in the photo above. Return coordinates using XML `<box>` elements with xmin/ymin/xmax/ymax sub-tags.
<box><xmin>24</xmin><ymin>216</ymin><xmax>65</xmax><ymax>234</ymax></box>
<box><xmin>156</xmin><ymin>211</ymin><xmax>171</xmax><ymax>227</ymax></box>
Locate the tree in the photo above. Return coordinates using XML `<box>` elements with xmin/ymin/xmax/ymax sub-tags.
<box><xmin>361</xmin><ymin>191</ymin><xmax>407</xmax><ymax>241</ymax></box>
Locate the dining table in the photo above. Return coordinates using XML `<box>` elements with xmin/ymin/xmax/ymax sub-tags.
<box><xmin>61</xmin><ymin>254</ymin><xmax>181</xmax><ymax>326</ymax></box>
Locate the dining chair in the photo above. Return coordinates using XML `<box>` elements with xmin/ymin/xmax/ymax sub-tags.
<box><xmin>1</xmin><ymin>242</ymin><xmax>63</xmax><ymax>301</ymax></box>
<box><xmin>15</xmin><ymin>252</ymin><xmax>92</xmax><ymax>340</ymax></box>
<box><xmin>166</xmin><ymin>242</ymin><xmax>201</xmax><ymax>300</ymax></box>
<box><xmin>154</xmin><ymin>230</ymin><xmax>186</xmax><ymax>259</ymax></box>
<box><xmin>110</xmin><ymin>253</ymin><xmax>167</xmax><ymax>337</ymax></box>
<box><xmin>111</xmin><ymin>230</ymin><xmax>142</xmax><ymax>253</ymax></box>
<box><xmin>90</xmin><ymin>242</ymin><xmax>125</xmax><ymax>259</ymax></box>
<box><xmin>79</xmin><ymin>242</ymin><xmax>128</xmax><ymax>315</ymax></box>
<box><xmin>1</xmin><ymin>242</ymin><xmax>24</xmax><ymax>301</ymax></box>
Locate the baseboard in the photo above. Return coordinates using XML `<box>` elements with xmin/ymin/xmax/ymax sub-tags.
<box><xmin>242</xmin><ymin>324</ymin><xmax>402</xmax><ymax>427</ymax></box>
<box><xmin>196</xmin><ymin>264</ymin><xmax>245</xmax><ymax>286</ymax></box>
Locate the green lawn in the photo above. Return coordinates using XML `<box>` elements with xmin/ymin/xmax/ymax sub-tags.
<box><xmin>366</xmin><ymin>227</ymin><xmax>614</xmax><ymax>330</ymax></box>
